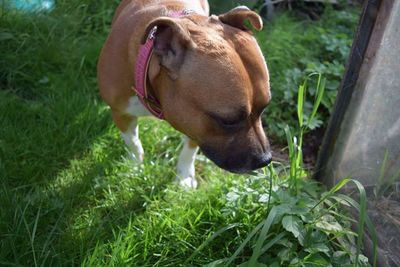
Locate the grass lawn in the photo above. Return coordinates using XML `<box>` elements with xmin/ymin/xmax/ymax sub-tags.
<box><xmin>0</xmin><ymin>1</ymin><xmax>372</xmax><ymax>266</ymax></box>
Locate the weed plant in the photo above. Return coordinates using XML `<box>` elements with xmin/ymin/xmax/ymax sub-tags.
<box><xmin>0</xmin><ymin>1</ymin><xmax>371</xmax><ymax>266</ymax></box>
<box><xmin>189</xmin><ymin>74</ymin><xmax>377</xmax><ymax>266</ymax></box>
<box><xmin>374</xmin><ymin>150</ymin><xmax>400</xmax><ymax>200</ymax></box>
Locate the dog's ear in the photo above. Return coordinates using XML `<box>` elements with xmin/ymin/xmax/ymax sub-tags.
<box><xmin>219</xmin><ymin>6</ymin><xmax>263</xmax><ymax>31</ymax></box>
<box><xmin>142</xmin><ymin>17</ymin><xmax>193</xmax><ymax>77</ymax></box>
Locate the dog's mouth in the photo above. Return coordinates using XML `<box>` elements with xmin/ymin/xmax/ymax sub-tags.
<box><xmin>200</xmin><ymin>145</ymin><xmax>272</xmax><ymax>173</ymax></box>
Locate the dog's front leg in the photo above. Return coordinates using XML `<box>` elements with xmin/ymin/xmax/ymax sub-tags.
<box><xmin>176</xmin><ymin>136</ymin><xmax>199</xmax><ymax>189</ymax></box>
<box><xmin>120</xmin><ymin>116</ymin><xmax>144</xmax><ymax>163</ymax></box>
<box><xmin>113</xmin><ymin>96</ymin><xmax>152</xmax><ymax>163</ymax></box>
<box><xmin>113</xmin><ymin>111</ymin><xmax>144</xmax><ymax>163</ymax></box>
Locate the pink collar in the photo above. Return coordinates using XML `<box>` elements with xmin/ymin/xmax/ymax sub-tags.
<box><xmin>134</xmin><ymin>10</ymin><xmax>192</xmax><ymax>120</ymax></box>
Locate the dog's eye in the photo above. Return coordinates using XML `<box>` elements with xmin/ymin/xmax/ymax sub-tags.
<box><xmin>219</xmin><ymin>117</ymin><xmax>241</xmax><ymax>127</ymax></box>
<box><xmin>209</xmin><ymin>109</ymin><xmax>248</xmax><ymax>130</ymax></box>
<box><xmin>212</xmin><ymin>114</ymin><xmax>246</xmax><ymax>130</ymax></box>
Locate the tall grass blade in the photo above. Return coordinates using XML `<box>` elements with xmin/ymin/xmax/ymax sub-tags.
<box><xmin>297</xmin><ymin>83</ymin><xmax>305</xmax><ymax>128</ymax></box>
<box><xmin>312</xmin><ymin>178</ymin><xmax>377</xmax><ymax>267</ymax></box>
<box><xmin>374</xmin><ymin>150</ymin><xmax>400</xmax><ymax>198</ymax></box>
<box><xmin>284</xmin><ymin>126</ymin><xmax>296</xmax><ymax>181</ymax></box>
<box><xmin>260</xmin><ymin>232</ymin><xmax>286</xmax><ymax>255</ymax></box>
<box><xmin>376</xmin><ymin>150</ymin><xmax>389</xmax><ymax>195</ymax></box>
<box><xmin>225</xmin><ymin>220</ymin><xmax>265</xmax><ymax>266</ymax></box>
<box><xmin>82</xmin><ymin>242</ymin><xmax>103</xmax><ymax>267</ymax></box>
<box><xmin>266</xmin><ymin>164</ymin><xmax>274</xmax><ymax>214</ymax></box>
<box><xmin>310</xmin><ymin>178</ymin><xmax>351</xmax><ymax>211</ymax></box>
<box><xmin>351</xmin><ymin>180</ymin><xmax>367</xmax><ymax>266</ymax></box>
<box><xmin>309</xmin><ymin>75</ymin><xmax>326</xmax><ymax>123</ymax></box>
<box><xmin>184</xmin><ymin>223</ymin><xmax>241</xmax><ymax>265</ymax></box>
<box><xmin>384</xmin><ymin>168</ymin><xmax>400</xmax><ymax>195</ymax></box>
<box><xmin>284</xmin><ymin>125</ymin><xmax>294</xmax><ymax>160</ymax></box>
<box><xmin>336</xmin><ymin>193</ymin><xmax>378</xmax><ymax>267</ymax></box>
<box><xmin>248</xmin><ymin>206</ymin><xmax>277</xmax><ymax>265</ymax></box>
<box><xmin>21</xmin><ymin>201</ymin><xmax>40</xmax><ymax>267</ymax></box>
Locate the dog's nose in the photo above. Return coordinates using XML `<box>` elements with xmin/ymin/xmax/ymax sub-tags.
<box><xmin>199</xmin><ymin>145</ymin><xmax>272</xmax><ymax>173</ymax></box>
<box><xmin>251</xmin><ymin>152</ymin><xmax>272</xmax><ymax>169</ymax></box>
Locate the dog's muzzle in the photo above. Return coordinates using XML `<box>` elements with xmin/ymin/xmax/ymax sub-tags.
<box><xmin>200</xmin><ymin>145</ymin><xmax>272</xmax><ymax>173</ymax></box>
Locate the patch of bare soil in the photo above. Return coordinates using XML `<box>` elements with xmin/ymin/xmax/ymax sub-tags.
<box><xmin>270</xmin><ymin>127</ymin><xmax>325</xmax><ymax>170</ymax></box>
<box><xmin>367</xmin><ymin>188</ymin><xmax>400</xmax><ymax>266</ymax></box>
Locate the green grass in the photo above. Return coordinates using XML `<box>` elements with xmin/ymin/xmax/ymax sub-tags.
<box><xmin>0</xmin><ymin>1</ymin><xmax>373</xmax><ymax>266</ymax></box>
<box><xmin>257</xmin><ymin>8</ymin><xmax>360</xmax><ymax>138</ymax></box>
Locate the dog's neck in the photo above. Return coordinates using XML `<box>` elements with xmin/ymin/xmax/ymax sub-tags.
<box><xmin>134</xmin><ymin>9</ymin><xmax>196</xmax><ymax>119</ymax></box>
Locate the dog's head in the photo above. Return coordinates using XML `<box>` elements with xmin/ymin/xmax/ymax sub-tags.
<box><xmin>145</xmin><ymin>6</ymin><xmax>272</xmax><ymax>173</ymax></box>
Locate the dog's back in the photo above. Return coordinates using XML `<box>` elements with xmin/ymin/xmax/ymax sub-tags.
<box><xmin>112</xmin><ymin>0</ymin><xmax>209</xmax><ymax>25</ymax></box>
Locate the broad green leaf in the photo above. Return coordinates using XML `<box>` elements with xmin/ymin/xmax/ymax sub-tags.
<box><xmin>289</xmin><ymin>257</ymin><xmax>301</xmax><ymax>266</ymax></box>
<box><xmin>277</xmin><ymin>247</ymin><xmax>292</xmax><ymax>263</ymax></box>
<box><xmin>332</xmin><ymin>251</ymin><xmax>352</xmax><ymax>267</ymax></box>
<box><xmin>315</xmin><ymin>215</ymin><xmax>343</xmax><ymax>233</ymax></box>
<box><xmin>310</xmin><ymin>231</ymin><xmax>328</xmax><ymax>244</ymax></box>
<box><xmin>297</xmin><ymin>232</ymin><xmax>306</xmax><ymax>248</ymax></box>
<box><xmin>305</xmin><ymin>243</ymin><xmax>330</xmax><ymax>256</ymax></box>
<box><xmin>238</xmin><ymin>261</ymin><xmax>268</xmax><ymax>267</ymax></box>
<box><xmin>226</xmin><ymin>192</ymin><xmax>240</xmax><ymax>202</ymax></box>
<box><xmin>300</xmin><ymin>213</ymin><xmax>315</xmax><ymax>224</ymax></box>
<box><xmin>282</xmin><ymin>215</ymin><xmax>302</xmax><ymax>238</ymax></box>
<box><xmin>304</xmin><ymin>252</ymin><xmax>329</xmax><ymax>266</ymax></box>
<box><xmin>203</xmin><ymin>259</ymin><xmax>227</xmax><ymax>267</ymax></box>
<box><xmin>357</xmin><ymin>254</ymin><xmax>370</xmax><ymax>265</ymax></box>
<box><xmin>276</xmin><ymin>238</ymin><xmax>293</xmax><ymax>248</ymax></box>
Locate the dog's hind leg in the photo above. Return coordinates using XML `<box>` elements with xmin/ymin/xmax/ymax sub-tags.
<box><xmin>176</xmin><ymin>136</ymin><xmax>199</xmax><ymax>189</ymax></box>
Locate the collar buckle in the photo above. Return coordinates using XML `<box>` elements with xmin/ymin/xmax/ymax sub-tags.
<box><xmin>148</xmin><ymin>26</ymin><xmax>157</xmax><ymax>40</ymax></box>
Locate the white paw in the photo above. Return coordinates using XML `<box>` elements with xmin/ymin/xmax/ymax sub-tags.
<box><xmin>121</xmin><ymin>130</ymin><xmax>144</xmax><ymax>164</ymax></box>
<box><xmin>131</xmin><ymin>139</ymin><xmax>144</xmax><ymax>162</ymax></box>
<box><xmin>126</xmin><ymin>141</ymin><xmax>144</xmax><ymax>164</ymax></box>
<box><xmin>176</xmin><ymin>176</ymin><xmax>198</xmax><ymax>189</ymax></box>
<box><xmin>128</xmin><ymin>151</ymin><xmax>144</xmax><ymax>164</ymax></box>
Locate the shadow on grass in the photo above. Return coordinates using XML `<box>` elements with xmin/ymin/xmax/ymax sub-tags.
<box><xmin>0</xmin><ymin>3</ymin><xmax>176</xmax><ymax>265</ymax></box>
<box><xmin>0</xmin><ymin>85</ymin><xmax>178</xmax><ymax>265</ymax></box>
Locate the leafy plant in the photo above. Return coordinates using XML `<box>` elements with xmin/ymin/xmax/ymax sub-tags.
<box><xmin>193</xmin><ymin>74</ymin><xmax>376</xmax><ymax>267</ymax></box>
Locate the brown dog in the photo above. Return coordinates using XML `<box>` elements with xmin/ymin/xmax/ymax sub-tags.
<box><xmin>97</xmin><ymin>0</ymin><xmax>272</xmax><ymax>188</ymax></box>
